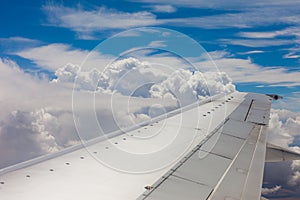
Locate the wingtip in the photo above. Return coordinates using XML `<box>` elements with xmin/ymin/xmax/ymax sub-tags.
<box><xmin>266</xmin><ymin>94</ymin><xmax>283</xmax><ymax>100</ymax></box>
<box><xmin>265</xmin><ymin>143</ymin><xmax>300</xmax><ymax>162</ymax></box>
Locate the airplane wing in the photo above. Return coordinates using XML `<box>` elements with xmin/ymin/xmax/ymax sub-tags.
<box><xmin>1</xmin><ymin>92</ymin><xmax>300</xmax><ymax>200</ymax></box>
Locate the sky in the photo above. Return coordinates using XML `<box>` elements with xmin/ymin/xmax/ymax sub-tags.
<box><xmin>0</xmin><ymin>0</ymin><xmax>300</xmax><ymax>199</ymax></box>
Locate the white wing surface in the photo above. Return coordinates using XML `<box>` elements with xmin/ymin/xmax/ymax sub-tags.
<box><xmin>1</xmin><ymin>92</ymin><xmax>299</xmax><ymax>200</ymax></box>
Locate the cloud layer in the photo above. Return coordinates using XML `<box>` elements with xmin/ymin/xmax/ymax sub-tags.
<box><xmin>263</xmin><ymin>109</ymin><xmax>300</xmax><ymax>198</ymax></box>
<box><xmin>56</xmin><ymin>57</ymin><xmax>235</xmax><ymax>105</ymax></box>
<box><xmin>0</xmin><ymin>55</ymin><xmax>235</xmax><ymax>168</ymax></box>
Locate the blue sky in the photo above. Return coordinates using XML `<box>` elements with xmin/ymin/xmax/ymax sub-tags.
<box><xmin>1</xmin><ymin>0</ymin><xmax>300</xmax><ymax>112</ymax></box>
<box><xmin>1</xmin><ymin>0</ymin><xmax>300</xmax><ymax>199</ymax></box>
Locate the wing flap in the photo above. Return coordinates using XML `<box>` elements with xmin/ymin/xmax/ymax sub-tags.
<box><xmin>139</xmin><ymin>93</ymin><xmax>272</xmax><ymax>200</ymax></box>
<box><xmin>208</xmin><ymin>125</ymin><xmax>265</xmax><ymax>200</ymax></box>
<box><xmin>241</xmin><ymin>126</ymin><xmax>267</xmax><ymax>199</ymax></box>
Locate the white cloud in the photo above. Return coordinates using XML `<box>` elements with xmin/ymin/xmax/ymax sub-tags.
<box><xmin>148</xmin><ymin>40</ymin><xmax>167</xmax><ymax>48</ymax></box>
<box><xmin>207</xmin><ymin>50</ymin><xmax>233</xmax><ymax>59</ymax></box>
<box><xmin>219</xmin><ymin>38</ymin><xmax>293</xmax><ymax>47</ymax></box>
<box><xmin>266</xmin><ymin>109</ymin><xmax>300</xmax><ymax>149</ymax></box>
<box><xmin>238</xmin><ymin>27</ymin><xmax>300</xmax><ymax>39</ymax></box>
<box><xmin>0</xmin><ymin>58</ymin><xmax>52</xmax><ymax>113</ymax></box>
<box><xmin>0</xmin><ymin>58</ymin><xmax>80</xmax><ymax>168</ymax></box>
<box><xmin>264</xmin><ymin>109</ymin><xmax>300</xmax><ymax>195</ymax></box>
<box><xmin>130</xmin><ymin>0</ymin><xmax>300</xmax><ymax>10</ymax></box>
<box><xmin>43</xmin><ymin>4</ymin><xmax>162</xmax><ymax>39</ymax></box>
<box><xmin>283</xmin><ymin>46</ymin><xmax>300</xmax><ymax>60</ymax></box>
<box><xmin>162</xmin><ymin>5</ymin><xmax>300</xmax><ymax>31</ymax></box>
<box><xmin>56</xmin><ymin>57</ymin><xmax>235</xmax><ymax>104</ymax></box>
<box><xmin>262</xmin><ymin>185</ymin><xmax>281</xmax><ymax>195</ymax></box>
<box><xmin>2</xmin><ymin>52</ymin><xmax>300</xmax><ymax>195</ymax></box>
<box><xmin>267</xmin><ymin>110</ymin><xmax>294</xmax><ymax>148</ymax></box>
<box><xmin>41</xmin><ymin>1</ymin><xmax>300</xmax><ymax>47</ymax></box>
<box><xmin>272</xmin><ymin>109</ymin><xmax>300</xmax><ymax>122</ymax></box>
<box><xmin>0</xmin><ymin>58</ymin><xmax>124</xmax><ymax>167</ymax></box>
<box><xmin>284</xmin><ymin>52</ymin><xmax>300</xmax><ymax>59</ymax></box>
<box><xmin>15</xmin><ymin>44</ymin><xmax>89</xmax><ymax>71</ymax></box>
<box><xmin>235</xmin><ymin>27</ymin><xmax>300</xmax><ymax>53</ymax></box>
<box><xmin>291</xmin><ymin>160</ymin><xmax>300</xmax><ymax>171</ymax></box>
<box><xmin>198</xmin><ymin>55</ymin><xmax>300</xmax><ymax>87</ymax></box>
<box><xmin>150</xmin><ymin>69</ymin><xmax>235</xmax><ymax>106</ymax></box>
<box><xmin>14</xmin><ymin>43</ymin><xmax>114</xmax><ymax>72</ymax></box>
<box><xmin>238</xmin><ymin>50</ymin><xmax>265</xmax><ymax>55</ymax></box>
<box><xmin>150</xmin><ymin>5</ymin><xmax>177</xmax><ymax>13</ymax></box>
<box><xmin>0</xmin><ymin>36</ymin><xmax>40</xmax><ymax>44</ymax></box>
<box><xmin>0</xmin><ymin>109</ymin><xmax>60</xmax><ymax>168</ymax></box>
<box><xmin>95</xmin><ymin>57</ymin><xmax>167</xmax><ymax>95</ymax></box>
<box><xmin>12</xmin><ymin>42</ymin><xmax>300</xmax><ymax>100</ymax></box>
<box><xmin>13</xmin><ymin>42</ymin><xmax>300</xmax><ymax>107</ymax></box>
<box><xmin>238</xmin><ymin>31</ymin><xmax>281</xmax><ymax>39</ymax></box>
<box><xmin>37</xmin><ymin>0</ymin><xmax>300</xmax><ymax>55</ymax></box>
<box><xmin>54</xmin><ymin>63</ymin><xmax>80</xmax><ymax>83</ymax></box>
<box><xmin>0</xmin><ymin>55</ymin><xmax>236</xmax><ymax>168</ymax></box>
<box><xmin>288</xmin><ymin>171</ymin><xmax>300</xmax><ymax>186</ymax></box>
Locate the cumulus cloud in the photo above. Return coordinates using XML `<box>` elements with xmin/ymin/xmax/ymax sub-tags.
<box><xmin>150</xmin><ymin>69</ymin><xmax>235</xmax><ymax>106</ymax></box>
<box><xmin>291</xmin><ymin>160</ymin><xmax>300</xmax><ymax>171</ymax></box>
<box><xmin>264</xmin><ymin>109</ymin><xmax>300</xmax><ymax>197</ymax></box>
<box><xmin>54</xmin><ymin>57</ymin><xmax>165</xmax><ymax>93</ymax></box>
<box><xmin>55</xmin><ymin>57</ymin><xmax>235</xmax><ymax>133</ymax></box>
<box><xmin>0</xmin><ymin>58</ymin><xmax>93</xmax><ymax>168</ymax></box>
<box><xmin>267</xmin><ymin>109</ymin><xmax>300</xmax><ymax>147</ymax></box>
<box><xmin>0</xmin><ymin>55</ymin><xmax>236</xmax><ymax>168</ymax></box>
<box><xmin>0</xmin><ymin>108</ymin><xmax>78</xmax><ymax>168</ymax></box>
<box><xmin>56</xmin><ymin>57</ymin><xmax>235</xmax><ymax>105</ymax></box>
<box><xmin>54</xmin><ymin>63</ymin><xmax>79</xmax><ymax>83</ymax></box>
<box><xmin>96</xmin><ymin>57</ymin><xmax>166</xmax><ymax>95</ymax></box>
<box><xmin>0</xmin><ymin>58</ymin><xmax>81</xmax><ymax>168</ymax></box>
<box><xmin>275</xmin><ymin>93</ymin><xmax>300</xmax><ymax>112</ymax></box>
<box><xmin>288</xmin><ymin>171</ymin><xmax>300</xmax><ymax>186</ymax></box>
<box><xmin>267</xmin><ymin>111</ymin><xmax>294</xmax><ymax>147</ymax></box>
